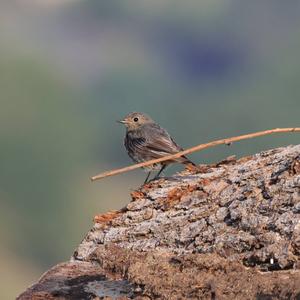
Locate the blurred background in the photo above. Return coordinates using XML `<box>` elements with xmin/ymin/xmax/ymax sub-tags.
<box><xmin>1</xmin><ymin>0</ymin><xmax>299</xmax><ymax>298</ymax></box>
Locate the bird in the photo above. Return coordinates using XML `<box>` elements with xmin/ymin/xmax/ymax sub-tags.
<box><xmin>118</xmin><ymin>112</ymin><xmax>196</xmax><ymax>183</ymax></box>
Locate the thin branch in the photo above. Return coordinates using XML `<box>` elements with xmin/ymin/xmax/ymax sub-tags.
<box><xmin>90</xmin><ymin>127</ymin><xmax>300</xmax><ymax>182</ymax></box>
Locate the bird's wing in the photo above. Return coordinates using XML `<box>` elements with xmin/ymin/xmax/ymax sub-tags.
<box><xmin>125</xmin><ymin>131</ymin><xmax>177</xmax><ymax>159</ymax></box>
<box><xmin>144</xmin><ymin>124</ymin><xmax>195</xmax><ymax>165</ymax></box>
<box><xmin>143</xmin><ymin>124</ymin><xmax>182</xmax><ymax>156</ymax></box>
<box><xmin>125</xmin><ymin>124</ymin><xmax>194</xmax><ymax>165</ymax></box>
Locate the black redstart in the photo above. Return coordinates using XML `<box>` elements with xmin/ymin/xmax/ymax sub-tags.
<box><xmin>118</xmin><ymin>112</ymin><xmax>195</xmax><ymax>183</ymax></box>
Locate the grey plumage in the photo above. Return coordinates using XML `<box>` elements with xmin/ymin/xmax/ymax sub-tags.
<box><xmin>119</xmin><ymin>112</ymin><xmax>195</xmax><ymax>183</ymax></box>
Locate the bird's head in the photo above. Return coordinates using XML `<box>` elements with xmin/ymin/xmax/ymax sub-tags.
<box><xmin>117</xmin><ymin>112</ymin><xmax>154</xmax><ymax>131</ymax></box>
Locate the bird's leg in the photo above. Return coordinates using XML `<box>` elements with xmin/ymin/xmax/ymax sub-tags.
<box><xmin>144</xmin><ymin>171</ymin><xmax>152</xmax><ymax>184</ymax></box>
<box><xmin>153</xmin><ymin>164</ymin><xmax>167</xmax><ymax>180</ymax></box>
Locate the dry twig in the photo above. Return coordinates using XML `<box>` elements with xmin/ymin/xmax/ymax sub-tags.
<box><xmin>91</xmin><ymin>127</ymin><xmax>300</xmax><ymax>182</ymax></box>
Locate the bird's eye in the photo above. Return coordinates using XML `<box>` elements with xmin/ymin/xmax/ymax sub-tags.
<box><xmin>133</xmin><ymin>117</ymin><xmax>139</xmax><ymax>122</ymax></box>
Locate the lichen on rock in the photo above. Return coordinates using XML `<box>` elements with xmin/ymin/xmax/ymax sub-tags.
<box><xmin>18</xmin><ymin>145</ymin><xmax>300</xmax><ymax>300</ymax></box>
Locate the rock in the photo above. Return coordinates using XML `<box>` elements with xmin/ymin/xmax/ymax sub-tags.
<box><xmin>18</xmin><ymin>145</ymin><xmax>300</xmax><ymax>299</ymax></box>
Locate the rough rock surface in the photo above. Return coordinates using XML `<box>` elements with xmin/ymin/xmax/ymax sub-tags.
<box><xmin>18</xmin><ymin>145</ymin><xmax>300</xmax><ymax>299</ymax></box>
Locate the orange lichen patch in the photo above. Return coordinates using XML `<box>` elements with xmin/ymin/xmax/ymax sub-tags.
<box><xmin>186</xmin><ymin>164</ymin><xmax>211</xmax><ymax>173</ymax></box>
<box><xmin>167</xmin><ymin>187</ymin><xmax>183</xmax><ymax>201</ymax></box>
<box><xmin>141</xmin><ymin>180</ymin><xmax>161</xmax><ymax>191</ymax></box>
<box><xmin>160</xmin><ymin>185</ymin><xmax>198</xmax><ymax>209</ymax></box>
<box><xmin>94</xmin><ymin>210</ymin><xmax>122</xmax><ymax>224</ymax></box>
<box><xmin>199</xmin><ymin>178</ymin><xmax>212</xmax><ymax>186</ymax></box>
<box><xmin>187</xmin><ymin>185</ymin><xmax>198</xmax><ymax>193</ymax></box>
<box><xmin>169</xmin><ymin>185</ymin><xmax>198</xmax><ymax>198</ymax></box>
<box><xmin>130</xmin><ymin>190</ymin><xmax>145</xmax><ymax>201</ymax></box>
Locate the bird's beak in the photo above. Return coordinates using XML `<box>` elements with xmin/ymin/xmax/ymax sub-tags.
<box><xmin>117</xmin><ymin>119</ymin><xmax>126</xmax><ymax>124</ymax></box>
